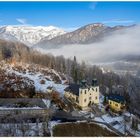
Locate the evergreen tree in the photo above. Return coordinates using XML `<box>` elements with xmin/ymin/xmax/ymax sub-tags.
<box><xmin>131</xmin><ymin>118</ymin><xmax>135</xmax><ymax>130</ymax></box>
<box><xmin>134</xmin><ymin>119</ymin><xmax>138</xmax><ymax>130</ymax></box>
<box><xmin>103</xmin><ymin>95</ymin><xmax>107</xmax><ymax>105</ymax></box>
<box><xmin>79</xmin><ymin>61</ymin><xmax>86</xmax><ymax>81</ymax></box>
<box><xmin>71</xmin><ymin>56</ymin><xmax>78</xmax><ymax>83</ymax></box>
<box><xmin>2</xmin><ymin>47</ymin><xmax>12</xmax><ymax>60</ymax></box>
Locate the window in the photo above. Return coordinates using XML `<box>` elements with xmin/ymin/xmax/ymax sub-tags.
<box><xmin>85</xmin><ymin>90</ymin><xmax>86</xmax><ymax>94</ymax></box>
<box><xmin>89</xmin><ymin>97</ymin><xmax>92</xmax><ymax>100</ymax></box>
<box><xmin>115</xmin><ymin>104</ymin><xmax>118</xmax><ymax>107</ymax></box>
<box><xmin>81</xmin><ymin>90</ymin><xmax>82</xmax><ymax>94</ymax></box>
<box><xmin>84</xmin><ymin>99</ymin><xmax>86</xmax><ymax>102</ymax></box>
<box><xmin>92</xmin><ymin>88</ymin><xmax>94</xmax><ymax>91</ymax></box>
<box><xmin>109</xmin><ymin>101</ymin><xmax>112</xmax><ymax>104</ymax></box>
<box><xmin>95</xmin><ymin>96</ymin><xmax>98</xmax><ymax>100</ymax></box>
<box><xmin>96</xmin><ymin>88</ymin><xmax>98</xmax><ymax>92</ymax></box>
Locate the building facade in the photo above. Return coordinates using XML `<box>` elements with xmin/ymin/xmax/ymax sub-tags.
<box><xmin>107</xmin><ymin>94</ymin><xmax>126</xmax><ymax>112</ymax></box>
<box><xmin>64</xmin><ymin>79</ymin><xmax>99</xmax><ymax>109</ymax></box>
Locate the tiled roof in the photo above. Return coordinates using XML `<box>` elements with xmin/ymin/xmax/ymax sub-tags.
<box><xmin>108</xmin><ymin>94</ymin><xmax>125</xmax><ymax>103</ymax></box>
<box><xmin>64</xmin><ymin>79</ymin><xmax>99</xmax><ymax>96</ymax></box>
<box><xmin>64</xmin><ymin>84</ymin><xmax>80</xmax><ymax>96</ymax></box>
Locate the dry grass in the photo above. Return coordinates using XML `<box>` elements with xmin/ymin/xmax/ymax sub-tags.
<box><xmin>53</xmin><ymin>122</ymin><xmax>118</xmax><ymax>137</ymax></box>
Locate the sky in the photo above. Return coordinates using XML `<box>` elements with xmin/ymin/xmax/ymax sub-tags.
<box><xmin>0</xmin><ymin>2</ymin><xmax>140</xmax><ymax>30</ymax></box>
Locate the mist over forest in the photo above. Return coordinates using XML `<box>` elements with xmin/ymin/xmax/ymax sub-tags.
<box><xmin>42</xmin><ymin>25</ymin><xmax>140</xmax><ymax>64</ymax></box>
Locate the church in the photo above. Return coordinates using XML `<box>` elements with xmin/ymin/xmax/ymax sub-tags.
<box><xmin>64</xmin><ymin>79</ymin><xmax>99</xmax><ymax>110</ymax></box>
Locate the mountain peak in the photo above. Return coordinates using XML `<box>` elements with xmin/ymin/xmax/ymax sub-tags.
<box><xmin>0</xmin><ymin>25</ymin><xmax>66</xmax><ymax>46</ymax></box>
<box><xmin>87</xmin><ymin>23</ymin><xmax>105</xmax><ymax>27</ymax></box>
<box><xmin>78</xmin><ymin>23</ymin><xmax>106</xmax><ymax>31</ymax></box>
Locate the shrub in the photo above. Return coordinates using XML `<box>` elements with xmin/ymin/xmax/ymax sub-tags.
<box><xmin>40</xmin><ymin>79</ymin><xmax>45</xmax><ymax>84</ymax></box>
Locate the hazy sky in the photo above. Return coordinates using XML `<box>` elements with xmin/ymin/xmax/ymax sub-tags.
<box><xmin>0</xmin><ymin>2</ymin><xmax>140</xmax><ymax>30</ymax></box>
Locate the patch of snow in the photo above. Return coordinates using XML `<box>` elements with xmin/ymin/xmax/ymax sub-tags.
<box><xmin>94</xmin><ymin>117</ymin><xmax>105</xmax><ymax>123</ymax></box>
<box><xmin>101</xmin><ymin>114</ymin><xmax>124</xmax><ymax>123</ymax></box>
<box><xmin>42</xmin><ymin>99</ymin><xmax>51</xmax><ymax>108</ymax></box>
<box><xmin>0</xmin><ymin>107</ymin><xmax>42</xmax><ymax>110</ymax></box>
<box><xmin>79</xmin><ymin>111</ymin><xmax>89</xmax><ymax>115</ymax></box>
<box><xmin>48</xmin><ymin>120</ymin><xmax>61</xmax><ymax>136</ymax></box>
<box><xmin>2</xmin><ymin>62</ymin><xmax>68</xmax><ymax>95</ymax></box>
<box><xmin>0</xmin><ymin>123</ymin><xmax>44</xmax><ymax>136</ymax></box>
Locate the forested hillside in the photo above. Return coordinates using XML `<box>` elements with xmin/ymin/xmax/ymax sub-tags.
<box><xmin>0</xmin><ymin>39</ymin><xmax>139</xmax><ymax>114</ymax></box>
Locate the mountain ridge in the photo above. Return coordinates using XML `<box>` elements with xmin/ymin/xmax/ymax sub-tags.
<box><xmin>0</xmin><ymin>23</ymin><xmax>136</xmax><ymax>50</ymax></box>
<box><xmin>0</xmin><ymin>25</ymin><xmax>66</xmax><ymax>46</ymax></box>
<box><xmin>34</xmin><ymin>23</ymin><xmax>135</xmax><ymax>49</ymax></box>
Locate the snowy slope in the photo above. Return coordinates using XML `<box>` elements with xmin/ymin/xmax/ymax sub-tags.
<box><xmin>0</xmin><ymin>61</ymin><xmax>68</xmax><ymax>95</ymax></box>
<box><xmin>0</xmin><ymin>25</ymin><xmax>66</xmax><ymax>46</ymax></box>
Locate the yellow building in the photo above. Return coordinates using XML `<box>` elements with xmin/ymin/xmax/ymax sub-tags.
<box><xmin>108</xmin><ymin>94</ymin><xmax>126</xmax><ymax>112</ymax></box>
<box><xmin>64</xmin><ymin>79</ymin><xmax>99</xmax><ymax>110</ymax></box>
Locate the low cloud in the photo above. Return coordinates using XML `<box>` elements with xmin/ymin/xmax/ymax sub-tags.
<box><xmin>16</xmin><ymin>18</ymin><xmax>27</xmax><ymax>24</ymax></box>
<box><xmin>43</xmin><ymin>25</ymin><xmax>140</xmax><ymax>64</ymax></box>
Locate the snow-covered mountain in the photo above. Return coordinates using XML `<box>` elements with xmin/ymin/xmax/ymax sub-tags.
<box><xmin>0</xmin><ymin>25</ymin><xmax>66</xmax><ymax>46</ymax></box>
<box><xmin>34</xmin><ymin>23</ymin><xmax>133</xmax><ymax>49</ymax></box>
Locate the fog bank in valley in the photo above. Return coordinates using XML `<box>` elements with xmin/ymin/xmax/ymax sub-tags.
<box><xmin>41</xmin><ymin>25</ymin><xmax>140</xmax><ymax>64</ymax></box>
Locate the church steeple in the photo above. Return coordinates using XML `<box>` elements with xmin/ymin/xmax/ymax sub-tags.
<box><xmin>92</xmin><ymin>79</ymin><xmax>98</xmax><ymax>87</ymax></box>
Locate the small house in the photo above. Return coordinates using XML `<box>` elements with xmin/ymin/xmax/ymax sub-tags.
<box><xmin>107</xmin><ymin>94</ymin><xmax>126</xmax><ymax>112</ymax></box>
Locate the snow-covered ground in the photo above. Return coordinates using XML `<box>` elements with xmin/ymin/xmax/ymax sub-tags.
<box><xmin>0</xmin><ymin>123</ymin><xmax>45</xmax><ymax>136</ymax></box>
<box><xmin>42</xmin><ymin>99</ymin><xmax>51</xmax><ymax>108</ymax></box>
<box><xmin>1</xmin><ymin>61</ymin><xmax>68</xmax><ymax>95</ymax></box>
<box><xmin>9</xmin><ymin>69</ymin><xmax>67</xmax><ymax>94</ymax></box>
<box><xmin>48</xmin><ymin>120</ymin><xmax>61</xmax><ymax>136</ymax></box>
<box><xmin>94</xmin><ymin>113</ymin><xmax>140</xmax><ymax>136</ymax></box>
<box><xmin>94</xmin><ymin>114</ymin><xmax>125</xmax><ymax>134</ymax></box>
<box><xmin>98</xmin><ymin>93</ymin><xmax>105</xmax><ymax>111</ymax></box>
<box><xmin>0</xmin><ymin>107</ymin><xmax>42</xmax><ymax>110</ymax></box>
<box><xmin>101</xmin><ymin>114</ymin><xmax>124</xmax><ymax>123</ymax></box>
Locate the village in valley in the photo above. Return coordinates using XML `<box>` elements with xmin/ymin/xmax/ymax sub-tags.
<box><xmin>0</xmin><ymin>58</ymin><xmax>140</xmax><ymax>137</ymax></box>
